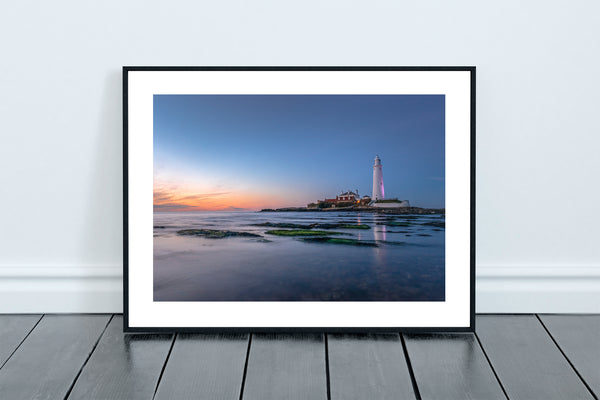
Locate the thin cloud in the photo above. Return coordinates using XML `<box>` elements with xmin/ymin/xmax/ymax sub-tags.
<box><xmin>178</xmin><ymin>192</ymin><xmax>230</xmax><ymax>201</ymax></box>
<box><xmin>153</xmin><ymin>203</ymin><xmax>197</xmax><ymax>211</ymax></box>
<box><xmin>153</xmin><ymin>191</ymin><xmax>176</xmax><ymax>203</ymax></box>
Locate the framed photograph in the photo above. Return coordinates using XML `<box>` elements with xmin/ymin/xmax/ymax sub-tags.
<box><xmin>123</xmin><ymin>67</ymin><xmax>475</xmax><ymax>332</ymax></box>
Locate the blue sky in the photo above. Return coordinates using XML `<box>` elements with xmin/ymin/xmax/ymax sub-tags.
<box><xmin>154</xmin><ymin>94</ymin><xmax>445</xmax><ymax>210</ymax></box>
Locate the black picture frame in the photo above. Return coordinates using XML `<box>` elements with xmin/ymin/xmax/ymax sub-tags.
<box><xmin>123</xmin><ymin>66</ymin><xmax>475</xmax><ymax>333</ymax></box>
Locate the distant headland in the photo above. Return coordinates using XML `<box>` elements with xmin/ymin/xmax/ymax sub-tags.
<box><xmin>259</xmin><ymin>206</ymin><xmax>444</xmax><ymax>215</ymax></box>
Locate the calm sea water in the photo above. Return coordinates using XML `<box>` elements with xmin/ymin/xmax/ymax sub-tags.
<box><xmin>153</xmin><ymin>211</ymin><xmax>445</xmax><ymax>301</ymax></box>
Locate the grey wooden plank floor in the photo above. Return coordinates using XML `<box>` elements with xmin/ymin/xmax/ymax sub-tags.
<box><xmin>0</xmin><ymin>315</ymin><xmax>597</xmax><ymax>400</ymax></box>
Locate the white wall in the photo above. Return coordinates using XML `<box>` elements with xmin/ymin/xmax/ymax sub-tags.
<box><xmin>1</xmin><ymin>0</ymin><xmax>598</xmax><ymax>313</ymax></box>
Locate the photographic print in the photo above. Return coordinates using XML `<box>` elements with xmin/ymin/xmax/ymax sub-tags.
<box><xmin>152</xmin><ymin>94</ymin><xmax>445</xmax><ymax>302</ymax></box>
<box><xmin>124</xmin><ymin>67</ymin><xmax>474</xmax><ymax>331</ymax></box>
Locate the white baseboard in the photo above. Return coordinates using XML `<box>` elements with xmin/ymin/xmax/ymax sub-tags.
<box><xmin>0</xmin><ymin>265</ymin><xmax>598</xmax><ymax>314</ymax></box>
<box><xmin>476</xmin><ymin>266</ymin><xmax>600</xmax><ymax>313</ymax></box>
<box><xmin>0</xmin><ymin>266</ymin><xmax>122</xmax><ymax>313</ymax></box>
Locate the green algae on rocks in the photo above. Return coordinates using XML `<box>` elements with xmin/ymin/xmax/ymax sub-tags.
<box><xmin>300</xmin><ymin>237</ymin><xmax>378</xmax><ymax>247</ymax></box>
<box><xmin>252</xmin><ymin>222</ymin><xmax>313</xmax><ymax>229</ymax></box>
<box><xmin>311</xmin><ymin>223</ymin><xmax>371</xmax><ymax>230</ymax></box>
<box><xmin>177</xmin><ymin>229</ymin><xmax>262</xmax><ymax>239</ymax></box>
<box><xmin>265</xmin><ymin>230</ymin><xmax>348</xmax><ymax>236</ymax></box>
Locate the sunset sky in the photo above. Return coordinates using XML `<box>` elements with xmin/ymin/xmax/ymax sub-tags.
<box><xmin>153</xmin><ymin>94</ymin><xmax>445</xmax><ymax>211</ymax></box>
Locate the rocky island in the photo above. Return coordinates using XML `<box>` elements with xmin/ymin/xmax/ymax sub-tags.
<box><xmin>260</xmin><ymin>156</ymin><xmax>443</xmax><ymax>215</ymax></box>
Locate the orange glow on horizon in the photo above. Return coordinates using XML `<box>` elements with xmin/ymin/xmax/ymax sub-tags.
<box><xmin>153</xmin><ymin>179</ymin><xmax>298</xmax><ymax>211</ymax></box>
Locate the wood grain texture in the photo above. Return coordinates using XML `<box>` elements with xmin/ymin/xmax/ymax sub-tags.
<box><xmin>66</xmin><ymin>315</ymin><xmax>172</xmax><ymax>400</ymax></box>
<box><xmin>328</xmin><ymin>333</ymin><xmax>416</xmax><ymax>400</ymax></box>
<box><xmin>0</xmin><ymin>314</ymin><xmax>41</xmax><ymax>368</ymax></box>
<box><xmin>404</xmin><ymin>333</ymin><xmax>506</xmax><ymax>400</ymax></box>
<box><xmin>0</xmin><ymin>314</ymin><xmax>110</xmax><ymax>400</ymax></box>
<box><xmin>242</xmin><ymin>333</ymin><xmax>327</xmax><ymax>400</ymax></box>
<box><xmin>539</xmin><ymin>314</ymin><xmax>600</xmax><ymax>398</ymax></box>
<box><xmin>154</xmin><ymin>333</ymin><xmax>248</xmax><ymax>400</ymax></box>
<box><xmin>476</xmin><ymin>315</ymin><xmax>594</xmax><ymax>400</ymax></box>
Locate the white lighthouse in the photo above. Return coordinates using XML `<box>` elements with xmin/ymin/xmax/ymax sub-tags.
<box><xmin>372</xmin><ymin>155</ymin><xmax>385</xmax><ymax>200</ymax></box>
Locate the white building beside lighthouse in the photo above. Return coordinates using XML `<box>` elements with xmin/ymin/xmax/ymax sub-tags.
<box><xmin>372</xmin><ymin>155</ymin><xmax>385</xmax><ymax>200</ymax></box>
